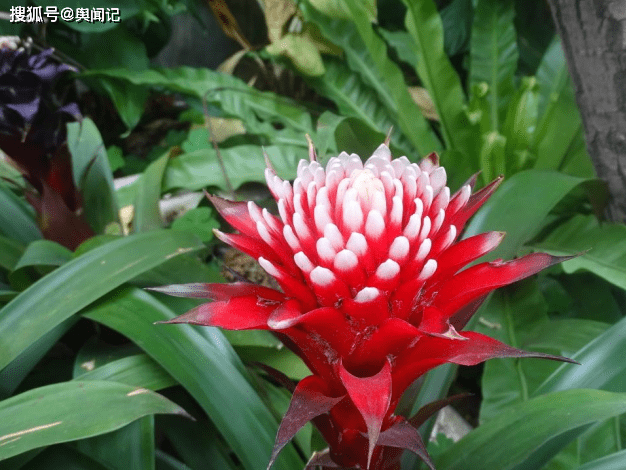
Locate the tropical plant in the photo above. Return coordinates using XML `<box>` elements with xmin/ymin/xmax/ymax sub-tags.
<box><xmin>0</xmin><ymin>0</ymin><xmax>625</xmax><ymax>469</ymax></box>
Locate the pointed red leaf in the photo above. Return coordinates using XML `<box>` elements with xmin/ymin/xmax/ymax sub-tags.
<box><xmin>147</xmin><ymin>282</ymin><xmax>284</xmax><ymax>302</ymax></box>
<box><xmin>448</xmin><ymin>175</ymin><xmax>503</xmax><ymax>231</ymax></box>
<box><xmin>206</xmin><ymin>193</ymin><xmax>257</xmax><ymax>236</ymax></box>
<box><xmin>157</xmin><ymin>296</ymin><xmax>276</xmax><ymax>330</ymax></box>
<box><xmin>376</xmin><ymin>419</ymin><xmax>434</xmax><ymax>470</ymax></box>
<box><xmin>268</xmin><ymin>375</ymin><xmax>343</xmax><ymax>470</ymax></box>
<box><xmin>339</xmin><ymin>360</ymin><xmax>392</xmax><ymax>468</ymax></box>
<box><xmin>433</xmin><ymin>253</ymin><xmax>571</xmax><ymax>318</ymax></box>
<box><xmin>392</xmin><ymin>331</ymin><xmax>577</xmax><ymax>399</ymax></box>
<box><xmin>427</xmin><ymin>231</ymin><xmax>505</xmax><ymax>285</ymax></box>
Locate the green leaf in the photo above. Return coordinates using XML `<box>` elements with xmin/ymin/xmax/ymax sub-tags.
<box><xmin>155</xmin><ymin>450</ymin><xmax>192</xmax><ymax>470</ymax></box>
<box><xmin>463</xmin><ymin>170</ymin><xmax>598</xmax><ymax>261</ymax></box>
<box><xmin>532</xmin><ymin>38</ymin><xmax>590</xmax><ymax>175</ymax></box>
<box><xmin>525</xmin><ymin>318</ymin><xmax>610</xmax><ymax>355</ymax></box>
<box><xmin>502</xmin><ymin>77</ymin><xmax>539</xmax><ymax>172</ymax></box>
<box><xmin>0</xmin><ymin>236</ymin><xmax>25</xmax><ymax>272</ymax></box>
<box><xmin>436</xmin><ymin>389</ymin><xmax>626</xmax><ymax>470</ymax></box>
<box><xmin>170</xmin><ymin>207</ymin><xmax>219</xmax><ymax>243</ymax></box>
<box><xmin>19</xmin><ymin>445</ymin><xmax>110</xmax><ymax>470</ymax></box>
<box><xmin>82</xmin><ymin>288</ymin><xmax>303</xmax><ymax>470</ymax></box>
<box><xmin>0</xmin><ymin>230</ymin><xmax>203</xmax><ymax>371</ymax></box>
<box><xmin>73</xmin><ymin>417</ymin><xmax>155</xmax><ymax>470</ymax></box>
<box><xmin>478</xmin><ymin>131</ymin><xmax>506</xmax><ymax>184</ymax></box>
<box><xmin>159</xmin><ymin>416</ymin><xmax>241</xmax><ymax>470</ymax></box>
<box><xmin>67</xmin><ymin>118</ymin><xmax>119</xmax><ymax>234</ymax></box>
<box><xmin>266</xmin><ymin>34</ymin><xmax>326</xmax><ymax>76</ymax></box>
<box><xmin>0</xmin><ymin>182</ymin><xmax>42</xmax><ymax>243</ymax></box>
<box><xmin>476</xmin><ymin>282</ymin><xmax>550</xmax><ymax>423</ymax></box>
<box><xmin>307</xmin><ymin>58</ymin><xmax>413</xmax><ymax>156</ymax></box>
<box><xmin>134</xmin><ymin>153</ymin><xmax>168</xmax><ymax>233</ymax></box>
<box><xmin>0</xmin><ymin>381</ymin><xmax>187</xmax><ymax>460</ymax></box>
<box><xmin>163</xmin><ymin>145</ymin><xmax>302</xmax><ymax>192</ymax></box>
<box><xmin>469</xmin><ymin>0</ymin><xmax>518</xmax><ymax>129</ymax></box>
<box><xmin>578</xmin><ymin>449</ymin><xmax>626</xmax><ymax>470</ymax></box>
<box><xmin>400</xmin><ymin>0</ymin><xmax>472</xmax><ymax>154</ymax></box>
<box><xmin>300</xmin><ymin>0</ymin><xmax>441</xmax><ymax>156</ymax></box>
<box><xmin>82</xmin><ymin>67</ymin><xmax>314</xmax><ymax>136</ymax></box>
<box><xmin>333</xmin><ymin>117</ymin><xmax>387</xmax><ymax>158</ymax></box>
<box><xmin>532</xmin><ymin>214</ymin><xmax>626</xmax><ymax>291</ymax></box>
<box><xmin>75</xmin><ymin>26</ymin><xmax>149</xmax><ymax>70</ymax></box>
<box><xmin>97</xmin><ymin>77</ymin><xmax>149</xmax><ymax>130</ymax></box>
<box><xmin>9</xmin><ymin>239</ymin><xmax>73</xmax><ymax>289</ymax></box>
<box><xmin>0</xmin><ymin>318</ymin><xmax>78</xmax><ymax>399</ymax></box>
<box><xmin>440</xmin><ymin>0</ymin><xmax>473</xmax><ymax>56</ymax></box>
<box><xmin>78</xmin><ymin>355</ymin><xmax>177</xmax><ymax>391</ymax></box>
<box><xmin>534</xmin><ymin>313</ymin><xmax>626</xmax><ymax>395</ymax></box>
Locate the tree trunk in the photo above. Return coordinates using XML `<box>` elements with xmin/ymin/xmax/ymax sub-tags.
<box><xmin>547</xmin><ymin>0</ymin><xmax>626</xmax><ymax>222</ymax></box>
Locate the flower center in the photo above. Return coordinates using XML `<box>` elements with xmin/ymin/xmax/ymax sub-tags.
<box><xmin>350</xmin><ymin>169</ymin><xmax>384</xmax><ymax>208</ymax></box>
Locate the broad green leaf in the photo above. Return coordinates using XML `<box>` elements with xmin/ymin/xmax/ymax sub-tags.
<box><xmin>469</xmin><ymin>0</ymin><xmax>517</xmax><ymax>129</ymax></box>
<box><xmin>134</xmin><ymin>153</ymin><xmax>168</xmax><ymax>233</ymax></box>
<box><xmin>578</xmin><ymin>449</ymin><xmax>626</xmax><ymax>470</ymax></box>
<box><xmin>377</xmin><ymin>29</ymin><xmax>418</xmax><ymax>69</ymax></box>
<box><xmin>238</xmin><ymin>346</ymin><xmax>310</xmax><ymax>380</ymax></box>
<box><xmin>0</xmin><ymin>230</ymin><xmax>203</xmax><ymax>370</ymax></box>
<box><xmin>0</xmin><ymin>236</ymin><xmax>24</xmax><ymax>271</ymax></box>
<box><xmin>82</xmin><ymin>288</ymin><xmax>303</xmax><ymax>470</ymax></box>
<box><xmin>19</xmin><ymin>445</ymin><xmax>110</xmax><ymax>470</ymax></box>
<box><xmin>159</xmin><ymin>416</ymin><xmax>241</xmax><ymax>470</ymax></box>
<box><xmin>82</xmin><ymin>67</ymin><xmax>314</xmax><ymax>136</ymax></box>
<box><xmin>12</xmin><ymin>240</ymin><xmax>72</xmax><ymax>271</ymax></box>
<box><xmin>72</xmin><ymin>26</ymin><xmax>149</xmax><ymax>70</ymax></box>
<box><xmin>307</xmin><ymin>58</ymin><xmax>413</xmax><ymax>156</ymax></box>
<box><xmin>463</xmin><ymin>170</ymin><xmax>598</xmax><ymax>261</ymax></box>
<box><xmin>479</xmin><ymin>131</ymin><xmax>506</xmax><ymax>184</ymax></box>
<box><xmin>155</xmin><ymin>450</ymin><xmax>192</xmax><ymax>470</ymax></box>
<box><xmin>439</xmin><ymin>0</ymin><xmax>473</xmax><ymax>56</ymax></box>
<box><xmin>534</xmin><ymin>314</ymin><xmax>626</xmax><ymax>395</ymax></box>
<box><xmin>0</xmin><ymin>381</ymin><xmax>187</xmax><ymax>460</ymax></box>
<box><xmin>502</xmin><ymin>77</ymin><xmax>539</xmax><ymax>172</ymax></box>
<box><xmin>9</xmin><ymin>239</ymin><xmax>72</xmax><ymax>289</ymax></box>
<box><xmin>0</xmin><ymin>318</ymin><xmax>78</xmax><ymax>399</ymax></box>
<box><xmin>533</xmin><ymin>38</ymin><xmax>590</xmax><ymax>175</ymax></box>
<box><xmin>97</xmin><ymin>77</ymin><xmax>149</xmax><ymax>130</ymax></box>
<box><xmin>531</xmin><ymin>215</ymin><xmax>626</xmax><ymax>291</ymax></box>
<box><xmin>0</xmin><ymin>182</ymin><xmax>42</xmax><ymax>243</ymax></box>
<box><xmin>170</xmin><ymin>207</ymin><xmax>219</xmax><ymax>243</ymax></box>
<box><xmin>301</xmin><ymin>0</ymin><xmax>441</xmax><ymax>155</ymax></box>
<box><xmin>333</xmin><ymin>117</ymin><xmax>387</xmax><ymax>158</ymax></box>
<box><xmin>78</xmin><ymin>355</ymin><xmax>177</xmax><ymax>391</ymax></box>
<box><xmin>266</xmin><ymin>33</ymin><xmax>326</xmax><ymax>76</ymax></box>
<box><xmin>525</xmin><ymin>318</ymin><xmax>610</xmax><ymax>355</ymax></box>
<box><xmin>400</xmin><ymin>0</ymin><xmax>472</xmax><ymax>154</ymax></box>
<box><xmin>74</xmin><ymin>417</ymin><xmax>155</xmax><ymax>470</ymax></box>
<box><xmin>476</xmin><ymin>283</ymin><xmax>550</xmax><ymax>423</ymax></box>
<box><xmin>67</xmin><ymin>118</ymin><xmax>119</xmax><ymax>234</ymax></box>
<box><xmin>163</xmin><ymin>145</ymin><xmax>302</xmax><ymax>192</ymax></box>
<box><xmin>436</xmin><ymin>389</ymin><xmax>626</xmax><ymax>470</ymax></box>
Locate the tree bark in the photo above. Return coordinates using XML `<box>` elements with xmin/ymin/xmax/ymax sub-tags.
<box><xmin>547</xmin><ymin>0</ymin><xmax>626</xmax><ymax>222</ymax></box>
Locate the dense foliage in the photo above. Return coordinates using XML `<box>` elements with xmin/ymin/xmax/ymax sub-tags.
<box><xmin>1</xmin><ymin>0</ymin><xmax>625</xmax><ymax>469</ymax></box>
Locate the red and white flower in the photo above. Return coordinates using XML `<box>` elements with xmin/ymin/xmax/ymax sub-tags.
<box><xmin>152</xmin><ymin>141</ymin><xmax>573</xmax><ymax>470</ymax></box>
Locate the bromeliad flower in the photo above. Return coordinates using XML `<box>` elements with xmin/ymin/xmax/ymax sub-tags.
<box><xmin>152</xmin><ymin>140</ymin><xmax>575</xmax><ymax>470</ymax></box>
<box><xmin>0</xmin><ymin>38</ymin><xmax>91</xmax><ymax>249</ymax></box>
